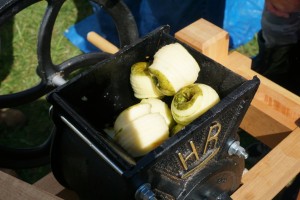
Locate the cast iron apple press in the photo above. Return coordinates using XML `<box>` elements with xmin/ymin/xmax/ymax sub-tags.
<box><xmin>47</xmin><ymin>25</ymin><xmax>260</xmax><ymax>200</ymax></box>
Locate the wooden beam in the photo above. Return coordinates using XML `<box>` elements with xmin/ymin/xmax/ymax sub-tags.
<box><xmin>224</xmin><ymin>51</ymin><xmax>300</xmax><ymax>147</ymax></box>
<box><xmin>231</xmin><ymin>127</ymin><xmax>300</xmax><ymax>200</ymax></box>
<box><xmin>175</xmin><ymin>18</ymin><xmax>229</xmax><ymax>62</ymax></box>
<box><xmin>0</xmin><ymin>170</ymin><xmax>62</xmax><ymax>200</ymax></box>
<box><xmin>34</xmin><ymin>173</ymin><xmax>79</xmax><ymax>200</ymax></box>
<box><xmin>34</xmin><ymin>173</ymin><xmax>65</xmax><ymax>195</ymax></box>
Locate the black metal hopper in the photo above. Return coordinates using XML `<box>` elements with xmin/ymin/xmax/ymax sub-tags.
<box><xmin>47</xmin><ymin>26</ymin><xmax>260</xmax><ymax>200</ymax></box>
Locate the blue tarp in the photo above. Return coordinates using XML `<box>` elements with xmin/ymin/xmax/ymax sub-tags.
<box><xmin>64</xmin><ymin>0</ymin><xmax>264</xmax><ymax>53</ymax></box>
<box><xmin>223</xmin><ymin>0</ymin><xmax>264</xmax><ymax>48</ymax></box>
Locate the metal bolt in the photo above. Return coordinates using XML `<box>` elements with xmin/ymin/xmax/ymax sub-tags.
<box><xmin>51</xmin><ymin>73</ymin><xmax>67</xmax><ymax>86</ymax></box>
<box><xmin>135</xmin><ymin>183</ymin><xmax>157</xmax><ymax>200</ymax></box>
<box><xmin>228</xmin><ymin>141</ymin><xmax>248</xmax><ymax>159</ymax></box>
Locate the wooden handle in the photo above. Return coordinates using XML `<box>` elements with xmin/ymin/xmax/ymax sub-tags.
<box><xmin>87</xmin><ymin>31</ymin><xmax>119</xmax><ymax>54</ymax></box>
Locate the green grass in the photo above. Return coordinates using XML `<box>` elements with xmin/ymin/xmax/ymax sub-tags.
<box><xmin>0</xmin><ymin>0</ymin><xmax>259</xmax><ymax>183</ymax></box>
<box><xmin>235</xmin><ymin>34</ymin><xmax>259</xmax><ymax>58</ymax></box>
<box><xmin>0</xmin><ymin>0</ymin><xmax>92</xmax><ymax>94</ymax></box>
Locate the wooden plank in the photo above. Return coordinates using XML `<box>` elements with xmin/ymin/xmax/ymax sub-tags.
<box><xmin>0</xmin><ymin>170</ymin><xmax>62</xmax><ymax>200</ymax></box>
<box><xmin>231</xmin><ymin>127</ymin><xmax>300</xmax><ymax>200</ymax></box>
<box><xmin>224</xmin><ymin>51</ymin><xmax>300</xmax><ymax>147</ymax></box>
<box><xmin>225</xmin><ymin>51</ymin><xmax>252</xmax><ymax>69</ymax></box>
<box><xmin>240</xmin><ymin>104</ymin><xmax>291</xmax><ymax>147</ymax></box>
<box><xmin>224</xmin><ymin>51</ymin><xmax>300</xmax><ymax>131</ymax></box>
<box><xmin>175</xmin><ymin>18</ymin><xmax>229</xmax><ymax>62</ymax></box>
<box><xmin>175</xmin><ymin>19</ymin><xmax>300</xmax><ymax>147</ymax></box>
<box><xmin>34</xmin><ymin>173</ymin><xmax>79</xmax><ymax>200</ymax></box>
<box><xmin>34</xmin><ymin>173</ymin><xmax>65</xmax><ymax>195</ymax></box>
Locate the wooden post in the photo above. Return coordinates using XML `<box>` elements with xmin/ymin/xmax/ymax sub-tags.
<box><xmin>175</xmin><ymin>18</ymin><xmax>229</xmax><ymax>63</ymax></box>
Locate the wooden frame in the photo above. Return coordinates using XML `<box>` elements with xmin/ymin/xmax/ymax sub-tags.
<box><xmin>1</xmin><ymin>19</ymin><xmax>299</xmax><ymax>200</ymax></box>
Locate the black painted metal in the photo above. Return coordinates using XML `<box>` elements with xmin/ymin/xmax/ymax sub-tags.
<box><xmin>48</xmin><ymin>26</ymin><xmax>260</xmax><ymax>199</ymax></box>
<box><xmin>0</xmin><ymin>132</ymin><xmax>53</xmax><ymax>169</ymax></box>
<box><xmin>0</xmin><ymin>0</ymin><xmax>138</xmax><ymax>168</ymax></box>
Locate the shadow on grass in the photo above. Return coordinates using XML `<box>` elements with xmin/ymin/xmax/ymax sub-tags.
<box><xmin>15</xmin><ymin>164</ymin><xmax>51</xmax><ymax>184</ymax></box>
<box><xmin>0</xmin><ymin>98</ymin><xmax>53</xmax><ymax>148</ymax></box>
<box><xmin>0</xmin><ymin>98</ymin><xmax>53</xmax><ymax>183</ymax></box>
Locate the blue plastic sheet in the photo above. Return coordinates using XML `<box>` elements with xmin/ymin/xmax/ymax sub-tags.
<box><xmin>223</xmin><ymin>0</ymin><xmax>264</xmax><ymax>48</ymax></box>
<box><xmin>64</xmin><ymin>0</ymin><xmax>264</xmax><ymax>53</ymax></box>
<box><xmin>64</xmin><ymin>14</ymin><xmax>102</xmax><ymax>53</ymax></box>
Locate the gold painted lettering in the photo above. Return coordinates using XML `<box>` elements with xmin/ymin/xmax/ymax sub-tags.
<box><xmin>178</xmin><ymin>141</ymin><xmax>199</xmax><ymax>170</ymax></box>
<box><xmin>203</xmin><ymin>122</ymin><xmax>221</xmax><ymax>155</ymax></box>
<box><xmin>176</xmin><ymin>122</ymin><xmax>223</xmax><ymax>178</ymax></box>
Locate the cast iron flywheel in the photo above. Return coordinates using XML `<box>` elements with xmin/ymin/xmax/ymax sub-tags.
<box><xmin>0</xmin><ymin>0</ymin><xmax>139</xmax><ymax>168</ymax></box>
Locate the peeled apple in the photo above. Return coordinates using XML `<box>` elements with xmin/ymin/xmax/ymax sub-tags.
<box><xmin>140</xmin><ymin>98</ymin><xmax>175</xmax><ymax>128</ymax></box>
<box><xmin>113</xmin><ymin>103</ymin><xmax>169</xmax><ymax>157</ymax></box>
<box><xmin>111</xmin><ymin>43</ymin><xmax>221</xmax><ymax>157</ymax></box>
<box><xmin>148</xmin><ymin>43</ymin><xmax>200</xmax><ymax>96</ymax></box>
<box><xmin>170</xmin><ymin>124</ymin><xmax>185</xmax><ymax>136</ymax></box>
<box><xmin>171</xmin><ymin>83</ymin><xmax>220</xmax><ymax>125</ymax></box>
<box><xmin>114</xmin><ymin>103</ymin><xmax>151</xmax><ymax>134</ymax></box>
<box><xmin>130</xmin><ymin>62</ymin><xmax>164</xmax><ymax>99</ymax></box>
